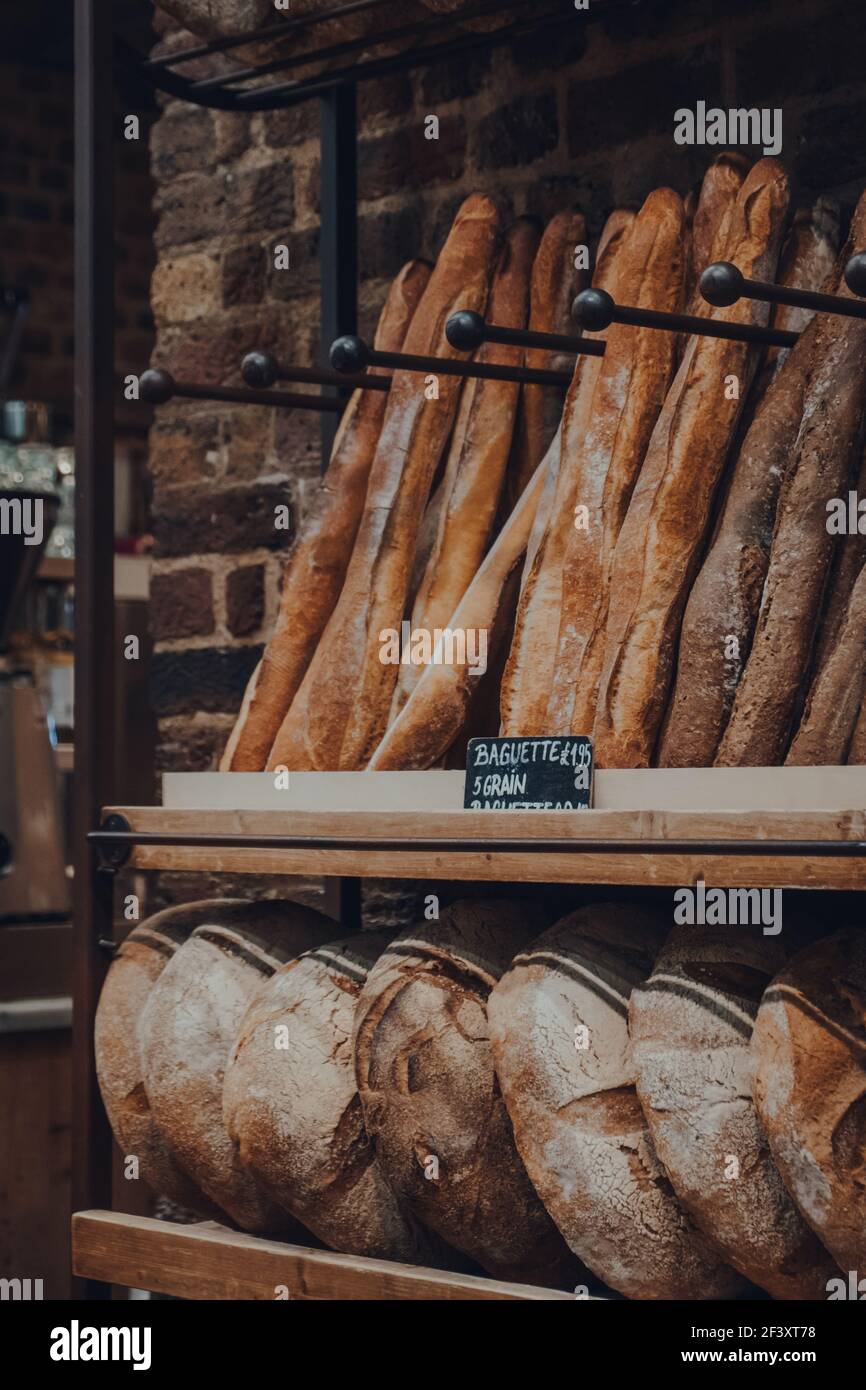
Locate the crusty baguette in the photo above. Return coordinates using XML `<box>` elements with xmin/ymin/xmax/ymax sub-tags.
<box><xmin>810</xmin><ymin>441</ymin><xmax>866</xmax><ymax>679</ymax></box>
<box><xmin>389</xmin><ymin>219</ymin><xmax>538</xmax><ymax>720</ymax></box>
<box><xmin>848</xmin><ymin>690</ymin><xmax>866</xmax><ymax>763</ymax></box>
<box><xmin>547</xmin><ymin>188</ymin><xmax>686</xmax><ymax>736</ymax></box>
<box><xmin>685</xmin><ymin>152</ymin><xmax>750</xmax><ymax>316</ymax></box>
<box><xmin>592</xmin><ymin>158</ymin><xmax>790</xmax><ymax>768</ymax></box>
<box><xmin>368</xmin><ymin>437</ymin><xmax>550</xmax><ymax>770</ymax></box>
<box><xmin>269</xmin><ymin>195</ymin><xmax>501</xmax><ymax>770</ymax></box>
<box><xmin>500</xmin><ymin>207</ymin><xmax>634</xmax><ymax>736</ymax></box>
<box><xmin>717</xmin><ymin>189</ymin><xmax>866</xmax><ymax>766</ymax></box>
<box><xmin>786</xmin><ymin>559</ymin><xmax>866</xmax><ymax>764</ymax></box>
<box><xmin>509</xmin><ymin>209</ymin><xmax>587</xmax><ymax>500</ymax></box>
<box><xmin>220</xmin><ymin>258</ymin><xmax>431</xmax><ymax>771</ymax></box>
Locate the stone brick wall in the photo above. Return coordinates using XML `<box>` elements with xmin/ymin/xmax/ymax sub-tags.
<box><xmin>145</xmin><ymin>0</ymin><xmax>866</xmax><ymax>912</ymax></box>
<box><xmin>0</xmin><ymin>60</ymin><xmax>155</xmax><ymax>436</ymax></box>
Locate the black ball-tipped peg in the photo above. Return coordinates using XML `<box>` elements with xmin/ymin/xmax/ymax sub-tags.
<box><xmin>844</xmin><ymin>252</ymin><xmax>866</xmax><ymax>299</ymax></box>
<box><xmin>445</xmin><ymin>310</ymin><xmax>485</xmax><ymax>352</ymax></box>
<box><xmin>242</xmin><ymin>351</ymin><xmax>279</xmax><ymax>388</ymax></box>
<box><xmin>700</xmin><ymin>261</ymin><xmax>744</xmax><ymax>308</ymax></box>
<box><xmin>139</xmin><ymin>368</ymin><xmax>175</xmax><ymax>404</ymax></box>
<box><xmin>330</xmin><ymin>335</ymin><xmax>369</xmax><ymax>374</ymax></box>
<box><xmin>572</xmin><ymin>287</ymin><xmax>615</xmax><ymax>331</ymax></box>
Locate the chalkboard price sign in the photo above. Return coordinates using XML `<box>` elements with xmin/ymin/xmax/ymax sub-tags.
<box><xmin>464</xmin><ymin>736</ymin><xmax>593</xmax><ymax>810</ymax></box>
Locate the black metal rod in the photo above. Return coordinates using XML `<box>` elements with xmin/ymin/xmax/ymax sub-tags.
<box><xmin>242</xmin><ymin>350</ymin><xmax>390</xmax><ymax>393</ymax></box>
<box><xmin>331</xmin><ymin>335</ymin><xmax>573</xmax><ymax>388</ymax></box>
<box><xmin>233</xmin><ymin>5</ymin><xmax>578</xmax><ymax>109</ymax></box>
<box><xmin>191</xmin><ymin>0</ymin><xmax>537</xmax><ymax>94</ymax></box>
<box><xmin>88</xmin><ymin>828</ymin><xmax>866</xmax><ymax>860</ymax></box>
<box><xmin>446</xmin><ymin>309</ymin><xmax>606</xmax><ymax>359</ymax></box>
<box><xmin>701</xmin><ymin>258</ymin><xmax>866</xmax><ymax>322</ymax></box>
<box><xmin>142</xmin><ymin>0</ymin><xmax>393</xmax><ymax>70</ymax></box>
<box><xmin>73</xmin><ymin>0</ymin><xmax>114</xmax><ymax>1297</ymax></box>
<box><xmin>320</xmin><ymin>85</ymin><xmax>358</xmax><ymax>467</ymax></box>
<box><xmin>573</xmin><ymin>287</ymin><xmax>797</xmax><ymax>349</ymax></box>
<box><xmin>138</xmin><ymin>367</ymin><xmax>342</xmax><ymax>413</ymax></box>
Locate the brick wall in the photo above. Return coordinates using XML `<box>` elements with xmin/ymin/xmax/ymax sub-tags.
<box><xmin>145</xmin><ymin>0</ymin><xmax>866</xmax><ymax>909</ymax></box>
<box><xmin>0</xmin><ymin>60</ymin><xmax>155</xmax><ymax>436</ymax></box>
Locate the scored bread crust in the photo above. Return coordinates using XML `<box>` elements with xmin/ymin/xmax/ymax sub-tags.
<box><xmin>786</xmin><ymin>559</ymin><xmax>866</xmax><ymax>764</ymax></box>
<box><xmin>592</xmin><ymin>157</ymin><xmax>790</xmax><ymax>768</ymax></box>
<box><xmin>751</xmin><ymin>928</ymin><xmax>866</xmax><ymax>1272</ymax></box>
<box><xmin>509</xmin><ymin>209</ymin><xmax>588</xmax><ymax>501</ymax></box>
<box><xmin>139</xmin><ymin>899</ymin><xmax>333</xmax><ymax>1235</ymax></box>
<box><xmin>95</xmin><ymin>903</ymin><xmax>227</xmax><ymax>1219</ymax></box>
<box><xmin>390</xmin><ymin>219</ymin><xmax>539</xmax><ymax>719</ymax></box>
<box><xmin>717</xmin><ymin>188</ymin><xmax>866</xmax><ymax>766</ymax></box>
<box><xmin>221</xmin><ymin>259</ymin><xmax>431</xmax><ymax>771</ymax></box>
<box><xmin>351</xmin><ymin>899</ymin><xmax>582</xmax><ymax>1287</ymax></box>
<box><xmin>500</xmin><ymin>207</ymin><xmax>634</xmax><ymax>737</ymax></box>
<box><xmin>224</xmin><ymin>932</ymin><xmax>454</xmax><ymax>1265</ymax></box>
<box><xmin>367</xmin><ymin>432</ymin><xmax>551</xmax><ymax>769</ymax></box>
<box><xmin>684</xmin><ymin>152</ymin><xmax>750</xmax><ymax>314</ymax></box>
<box><xmin>658</xmin><ymin>201</ymin><xmax>840</xmax><ymax>768</ymax></box>
<box><xmin>629</xmin><ymin>924</ymin><xmax>839</xmax><ymax>1299</ymax></box>
<box><xmin>487</xmin><ymin>904</ymin><xmax>747</xmax><ymax>1300</ymax></box>
<box><xmin>270</xmin><ymin>194</ymin><xmax>501</xmax><ymax>770</ymax></box>
<box><xmin>549</xmin><ymin>188</ymin><xmax>686</xmax><ymax>737</ymax></box>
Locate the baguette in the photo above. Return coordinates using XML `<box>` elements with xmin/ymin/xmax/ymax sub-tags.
<box><xmin>368</xmin><ymin>436</ymin><xmax>550</xmax><ymax>769</ymax></box>
<box><xmin>509</xmin><ymin>209</ymin><xmax>587</xmax><ymax>500</ymax></box>
<box><xmin>500</xmin><ymin>207</ymin><xmax>634</xmax><ymax>736</ymax></box>
<box><xmin>268</xmin><ymin>195</ymin><xmax>501</xmax><ymax>770</ymax></box>
<box><xmin>786</xmin><ymin>559</ymin><xmax>866</xmax><ymax>764</ymax></box>
<box><xmin>389</xmin><ymin>219</ymin><xmax>539</xmax><ymax>718</ymax></box>
<box><xmin>659</xmin><ymin>200</ymin><xmax>839</xmax><ymax>769</ymax></box>
<box><xmin>220</xmin><ymin>258</ymin><xmax>431</xmax><ymax>771</ymax></box>
<box><xmin>810</xmin><ymin>441</ymin><xmax>866</xmax><ymax>678</ymax></box>
<box><xmin>684</xmin><ymin>152</ymin><xmax>750</xmax><ymax>316</ymax></box>
<box><xmin>592</xmin><ymin>158</ymin><xmax>790</xmax><ymax>768</ymax></box>
<box><xmin>717</xmin><ymin>189</ymin><xmax>866</xmax><ymax>766</ymax></box>
<box><xmin>848</xmin><ymin>691</ymin><xmax>866</xmax><ymax>763</ymax></box>
<box><xmin>548</xmin><ymin>188</ymin><xmax>686</xmax><ymax>736</ymax></box>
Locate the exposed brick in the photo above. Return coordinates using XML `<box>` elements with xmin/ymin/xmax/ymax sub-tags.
<box><xmin>359</xmin><ymin>118</ymin><xmax>466</xmax><ymax>200</ymax></box>
<box><xmin>736</xmin><ymin>0</ymin><xmax>859</xmax><ymax>107</ymax></box>
<box><xmin>475</xmin><ymin>90</ymin><xmax>558</xmax><ymax>170</ymax></box>
<box><xmin>358</xmin><ymin>75</ymin><xmax>414</xmax><ymax>123</ymax></box>
<box><xmin>150</xmin><ymin>566</ymin><xmax>214</xmax><ymax>640</ymax></box>
<box><xmin>222</xmin><ymin>242</ymin><xmax>267</xmax><ymax>306</ymax></box>
<box><xmin>272</xmin><ymin>409</ymin><xmax>320</xmax><ymax>485</ymax></box>
<box><xmin>214</xmin><ymin>111</ymin><xmax>252</xmax><ymax>163</ymax></box>
<box><xmin>151</xmin><ymin>252</ymin><xmax>221</xmax><ymax>324</ymax></box>
<box><xmin>226</xmin><ymin>564</ymin><xmax>265</xmax><ymax>636</ymax></box>
<box><xmin>221</xmin><ymin>408</ymin><xmax>275</xmax><ymax>481</ymax></box>
<box><xmin>150</xmin><ymin>107</ymin><xmax>216</xmax><ymax>181</ymax></box>
<box><xmin>358</xmin><ymin>203</ymin><xmax>423</xmax><ymax>281</ymax></box>
<box><xmin>149</xmin><ymin>412</ymin><xmax>221</xmax><ymax>488</ymax></box>
<box><xmin>418</xmin><ymin>51</ymin><xmax>491</xmax><ymax>105</ymax></box>
<box><xmin>153</xmin><ymin>304</ymin><xmax>299</xmax><ymax>386</ymax></box>
<box><xmin>225</xmin><ymin>162</ymin><xmax>294</xmax><ymax>235</ymax></box>
<box><xmin>150</xmin><ymin>643</ymin><xmax>263</xmax><ymax>716</ymax></box>
<box><xmin>154</xmin><ymin>172</ymin><xmax>225</xmax><ymax>249</ymax></box>
<box><xmin>262</xmin><ymin>103</ymin><xmax>319</xmax><ymax>148</ymax></box>
<box><xmin>152</xmin><ymin>481</ymin><xmax>291</xmax><ymax>556</ymax></box>
<box><xmin>566</xmin><ymin>45</ymin><xmax>720</xmax><ymax>155</ymax></box>
<box><xmin>155</xmin><ymin>716</ymin><xmax>230</xmax><ymax>772</ymax></box>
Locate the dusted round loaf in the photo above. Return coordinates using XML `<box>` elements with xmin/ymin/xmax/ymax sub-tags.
<box><xmin>95</xmin><ymin>903</ymin><xmax>225</xmax><ymax>1217</ymax></box>
<box><xmin>352</xmin><ymin>899</ymin><xmax>580</xmax><ymax>1287</ymax></box>
<box><xmin>488</xmin><ymin>903</ymin><xmax>747</xmax><ymax>1299</ymax></box>
<box><xmin>225</xmin><ymin>932</ymin><xmax>451</xmax><ymax>1264</ymax></box>
<box><xmin>630</xmin><ymin>924</ymin><xmax>838</xmax><ymax>1298</ymax></box>
<box><xmin>752</xmin><ymin>927</ymin><xmax>866</xmax><ymax>1273</ymax></box>
<box><xmin>140</xmin><ymin>898</ymin><xmax>333</xmax><ymax>1235</ymax></box>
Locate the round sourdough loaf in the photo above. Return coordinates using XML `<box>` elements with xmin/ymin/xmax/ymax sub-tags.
<box><xmin>629</xmin><ymin>924</ymin><xmax>838</xmax><ymax>1298</ymax></box>
<box><xmin>224</xmin><ymin>932</ymin><xmax>451</xmax><ymax>1264</ymax></box>
<box><xmin>487</xmin><ymin>904</ymin><xmax>747</xmax><ymax>1299</ymax></box>
<box><xmin>352</xmin><ymin>899</ymin><xmax>580</xmax><ymax>1287</ymax></box>
<box><xmin>752</xmin><ymin>928</ymin><xmax>866</xmax><ymax>1272</ymax></box>
<box><xmin>95</xmin><ymin>903</ymin><xmax>225</xmax><ymax>1217</ymax></box>
<box><xmin>140</xmin><ymin>898</ymin><xmax>333</xmax><ymax>1235</ymax></box>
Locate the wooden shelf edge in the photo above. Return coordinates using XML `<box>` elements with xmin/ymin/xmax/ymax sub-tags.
<box><xmin>71</xmin><ymin>1211</ymin><xmax>577</xmax><ymax>1301</ymax></box>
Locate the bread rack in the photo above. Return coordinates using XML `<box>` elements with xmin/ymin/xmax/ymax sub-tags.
<box><xmin>72</xmin><ymin>0</ymin><xmax>866</xmax><ymax>1304</ymax></box>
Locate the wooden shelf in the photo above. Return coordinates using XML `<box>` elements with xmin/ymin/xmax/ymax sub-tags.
<box><xmin>71</xmin><ymin>1211</ymin><xmax>574</xmax><ymax>1301</ymax></box>
<box><xmin>100</xmin><ymin>803</ymin><xmax>866</xmax><ymax>889</ymax></box>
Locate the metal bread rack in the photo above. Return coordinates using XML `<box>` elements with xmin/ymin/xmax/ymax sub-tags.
<box><xmin>138</xmin><ymin>366</ymin><xmax>345</xmax><ymax>413</ymax></box>
<box><xmin>701</xmin><ymin>255</ymin><xmax>866</xmax><ymax>320</ymax></box>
